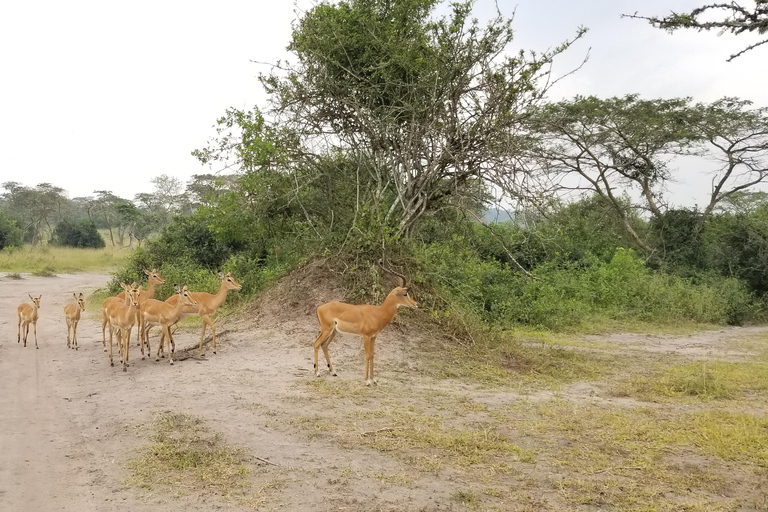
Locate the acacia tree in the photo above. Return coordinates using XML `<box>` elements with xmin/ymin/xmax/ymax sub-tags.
<box><xmin>694</xmin><ymin>97</ymin><xmax>768</xmax><ymax>227</ymax></box>
<box><xmin>624</xmin><ymin>1</ymin><xmax>768</xmax><ymax>61</ymax></box>
<box><xmin>1</xmin><ymin>182</ymin><xmax>69</xmax><ymax>244</ymax></box>
<box><xmin>254</xmin><ymin>0</ymin><xmax>585</xmax><ymax>239</ymax></box>
<box><xmin>530</xmin><ymin>94</ymin><xmax>768</xmax><ymax>252</ymax></box>
<box><xmin>529</xmin><ymin>95</ymin><xmax>699</xmax><ymax>252</ymax></box>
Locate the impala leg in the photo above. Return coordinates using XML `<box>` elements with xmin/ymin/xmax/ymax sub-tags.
<box><xmin>321</xmin><ymin>330</ymin><xmax>337</xmax><ymax>376</ymax></box>
<box><xmin>101</xmin><ymin>312</ymin><xmax>108</xmax><ymax>352</ymax></box>
<box><xmin>197</xmin><ymin>315</ymin><xmax>214</xmax><ymax>354</ymax></box>
<box><xmin>24</xmin><ymin>323</ymin><xmax>29</xmax><ymax>347</ymax></box>
<box><xmin>123</xmin><ymin>328</ymin><xmax>131</xmax><ymax>371</ymax></box>
<box><xmin>313</xmin><ymin>328</ymin><xmax>333</xmax><ymax>377</ymax></box>
<box><xmin>34</xmin><ymin>322</ymin><xmax>38</xmax><ymax>349</ymax></box>
<box><xmin>18</xmin><ymin>316</ymin><xmax>21</xmax><ymax>343</ymax></box>
<box><xmin>370</xmin><ymin>336</ymin><xmax>377</xmax><ymax>385</ymax></box>
<box><xmin>66</xmin><ymin>321</ymin><xmax>72</xmax><ymax>348</ymax></box>
<box><xmin>363</xmin><ymin>336</ymin><xmax>373</xmax><ymax>386</ymax></box>
<box><xmin>109</xmin><ymin>326</ymin><xmax>115</xmax><ymax>366</ymax></box>
<box><xmin>165</xmin><ymin>326</ymin><xmax>175</xmax><ymax>365</ymax></box>
<box><xmin>73</xmin><ymin>321</ymin><xmax>78</xmax><ymax>350</ymax></box>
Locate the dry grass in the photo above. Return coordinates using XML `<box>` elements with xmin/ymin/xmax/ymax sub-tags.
<box><xmin>0</xmin><ymin>244</ymin><xmax>128</xmax><ymax>273</ymax></box>
<box><xmin>126</xmin><ymin>412</ymin><xmax>252</xmax><ymax>499</ymax></box>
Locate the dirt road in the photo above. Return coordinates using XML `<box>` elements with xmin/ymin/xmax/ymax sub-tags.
<box><xmin>0</xmin><ymin>272</ymin><xmax>432</xmax><ymax>511</ymax></box>
<box><xmin>2</xmin><ymin>272</ymin><xmax>767</xmax><ymax>511</ymax></box>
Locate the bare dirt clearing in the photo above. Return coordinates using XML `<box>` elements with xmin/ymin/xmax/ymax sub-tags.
<box><xmin>1</xmin><ymin>273</ymin><xmax>767</xmax><ymax>511</ymax></box>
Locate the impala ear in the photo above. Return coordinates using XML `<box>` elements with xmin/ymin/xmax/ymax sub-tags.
<box><xmin>174</xmin><ymin>284</ymin><xmax>181</xmax><ymax>293</ymax></box>
<box><xmin>38</xmin><ymin>294</ymin><xmax>42</xmax><ymax>300</ymax></box>
<box><xmin>73</xmin><ymin>293</ymin><xmax>78</xmax><ymax>300</ymax></box>
<box><xmin>79</xmin><ymin>293</ymin><xmax>85</xmax><ymax>299</ymax></box>
<box><xmin>218</xmin><ymin>271</ymin><xmax>225</xmax><ymax>279</ymax></box>
<box><xmin>28</xmin><ymin>293</ymin><xmax>34</xmax><ymax>301</ymax></box>
<box><xmin>143</xmin><ymin>268</ymin><xmax>151</xmax><ymax>276</ymax></box>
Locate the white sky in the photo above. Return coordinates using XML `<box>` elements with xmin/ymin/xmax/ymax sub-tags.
<box><xmin>1</xmin><ymin>1</ymin><xmax>766</xmax><ymax>208</ymax></box>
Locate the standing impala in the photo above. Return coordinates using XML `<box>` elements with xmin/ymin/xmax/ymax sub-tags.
<box><xmin>106</xmin><ymin>283</ymin><xmax>141</xmax><ymax>371</ymax></box>
<box><xmin>17</xmin><ymin>294</ymin><xmax>42</xmax><ymax>349</ymax></box>
<box><xmin>141</xmin><ymin>285</ymin><xmax>198</xmax><ymax>365</ymax></box>
<box><xmin>313</xmin><ymin>264</ymin><xmax>418</xmax><ymax>386</ymax></box>
<box><xmin>102</xmin><ymin>268</ymin><xmax>165</xmax><ymax>354</ymax></box>
<box><xmin>64</xmin><ymin>293</ymin><xmax>86</xmax><ymax>350</ymax></box>
<box><xmin>158</xmin><ymin>271</ymin><xmax>242</xmax><ymax>357</ymax></box>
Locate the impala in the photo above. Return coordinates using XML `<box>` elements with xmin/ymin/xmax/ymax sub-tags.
<box><xmin>17</xmin><ymin>294</ymin><xmax>42</xmax><ymax>349</ymax></box>
<box><xmin>158</xmin><ymin>271</ymin><xmax>242</xmax><ymax>357</ymax></box>
<box><xmin>102</xmin><ymin>268</ymin><xmax>165</xmax><ymax>353</ymax></box>
<box><xmin>141</xmin><ymin>285</ymin><xmax>198</xmax><ymax>365</ymax></box>
<box><xmin>64</xmin><ymin>293</ymin><xmax>86</xmax><ymax>350</ymax></box>
<box><xmin>106</xmin><ymin>283</ymin><xmax>141</xmax><ymax>371</ymax></box>
<box><xmin>313</xmin><ymin>264</ymin><xmax>418</xmax><ymax>386</ymax></box>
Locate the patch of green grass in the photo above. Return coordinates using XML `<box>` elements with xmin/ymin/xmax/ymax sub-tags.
<box><xmin>0</xmin><ymin>244</ymin><xmax>128</xmax><ymax>273</ymax></box>
<box><xmin>616</xmin><ymin>361</ymin><xmax>768</xmax><ymax>401</ymax></box>
<box><xmin>126</xmin><ymin>412</ymin><xmax>251</xmax><ymax>498</ymax></box>
<box><xmin>428</xmin><ymin>336</ymin><xmax>616</xmax><ymax>389</ymax></box>
<box><xmin>451</xmin><ymin>489</ymin><xmax>480</xmax><ymax>509</ymax></box>
<box><xmin>503</xmin><ymin>400</ymin><xmax>765</xmax><ymax>509</ymax></box>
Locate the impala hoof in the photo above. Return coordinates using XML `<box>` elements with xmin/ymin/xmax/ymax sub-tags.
<box><xmin>110</xmin><ymin>362</ymin><xmax>114</xmax><ymax>367</ymax></box>
<box><xmin>315</xmin><ymin>372</ymin><xmax>320</xmax><ymax>378</ymax></box>
<box><xmin>332</xmin><ymin>371</ymin><xmax>338</xmax><ymax>377</ymax></box>
<box><xmin>76</xmin><ymin>347</ymin><xmax>79</xmax><ymax>351</ymax></box>
<box><xmin>170</xmin><ymin>361</ymin><xmax>174</xmax><ymax>366</ymax></box>
<box><xmin>213</xmin><ymin>351</ymin><xmax>217</xmax><ymax>355</ymax></box>
<box><xmin>366</xmin><ymin>380</ymin><xmax>372</xmax><ymax>386</ymax></box>
<box><xmin>373</xmin><ymin>379</ymin><xmax>378</xmax><ymax>386</ymax></box>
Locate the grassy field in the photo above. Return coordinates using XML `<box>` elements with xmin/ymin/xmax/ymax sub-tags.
<box><xmin>0</xmin><ymin>244</ymin><xmax>129</xmax><ymax>274</ymax></box>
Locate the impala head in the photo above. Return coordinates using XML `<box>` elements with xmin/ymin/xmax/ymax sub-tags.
<box><xmin>174</xmin><ymin>284</ymin><xmax>198</xmax><ymax>307</ymax></box>
<box><xmin>218</xmin><ymin>271</ymin><xmax>242</xmax><ymax>291</ymax></box>
<box><xmin>73</xmin><ymin>292</ymin><xmax>85</xmax><ymax>311</ymax></box>
<box><xmin>144</xmin><ymin>268</ymin><xmax>166</xmax><ymax>284</ymax></box>
<box><xmin>28</xmin><ymin>294</ymin><xmax>42</xmax><ymax>308</ymax></box>
<box><xmin>389</xmin><ymin>286</ymin><xmax>419</xmax><ymax>309</ymax></box>
<box><xmin>120</xmin><ymin>282</ymin><xmax>141</xmax><ymax>307</ymax></box>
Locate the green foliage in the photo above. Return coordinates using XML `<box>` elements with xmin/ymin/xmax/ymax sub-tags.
<box><xmin>149</xmin><ymin>214</ymin><xmax>231</xmax><ymax>270</ymax></box>
<box><xmin>0</xmin><ymin>208</ymin><xmax>22</xmax><ymax>250</ymax></box>
<box><xmin>418</xmin><ymin>238</ymin><xmax>758</xmax><ymax>330</ymax></box>
<box><xmin>51</xmin><ymin>219</ymin><xmax>106</xmax><ymax>249</ymax></box>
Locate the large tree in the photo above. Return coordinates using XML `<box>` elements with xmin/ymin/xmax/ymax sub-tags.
<box><xmin>624</xmin><ymin>1</ymin><xmax>768</xmax><ymax>61</ymax></box>
<box><xmin>246</xmin><ymin>0</ymin><xmax>585</xmax><ymax>239</ymax></box>
<box><xmin>529</xmin><ymin>94</ymin><xmax>768</xmax><ymax>252</ymax></box>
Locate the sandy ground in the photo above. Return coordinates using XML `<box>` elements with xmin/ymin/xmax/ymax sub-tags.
<box><xmin>1</xmin><ymin>272</ymin><xmax>767</xmax><ymax>511</ymax></box>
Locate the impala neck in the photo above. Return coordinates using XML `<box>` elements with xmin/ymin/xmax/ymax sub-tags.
<box><xmin>146</xmin><ymin>279</ymin><xmax>157</xmax><ymax>299</ymax></box>
<box><xmin>379</xmin><ymin>291</ymin><xmax>402</xmax><ymax>322</ymax></box>
<box><xmin>211</xmin><ymin>281</ymin><xmax>231</xmax><ymax>309</ymax></box>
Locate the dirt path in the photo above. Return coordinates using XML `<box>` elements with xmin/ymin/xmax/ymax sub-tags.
<box><xmin>1</xmin><ymin>273</ymin><xmax>767</xmax><ymax>511</ymax></box>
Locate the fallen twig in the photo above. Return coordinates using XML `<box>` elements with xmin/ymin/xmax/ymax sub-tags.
<box><xmin>255</xmin><ymin>456</ymin><xmax>280</xmax><ymax>467</ymax></box>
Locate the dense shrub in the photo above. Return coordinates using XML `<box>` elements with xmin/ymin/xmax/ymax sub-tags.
<box><xmin>51</xmin><ymin>219</ymin><xmax>105</xmax><ymax>248</ymax></box>
<box><xmin>417</xmin><ymin>240</ymin><xmax>760</xmax><ymax>330</ymax></box>
<box><xmin>0</xmin><ymin>209</ymin><xmax>23</xmax><ymax>250</ymax></box>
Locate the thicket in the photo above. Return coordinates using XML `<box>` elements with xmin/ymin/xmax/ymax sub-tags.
<box><xmin>111</xmin><ymin>0</ymin><xmax>767</xmax><ymax>334</ymax></box>
<box><xmin>51</xmin><ymin>219</ymin><xmax>106</xmax><ymax>249</ymax></box>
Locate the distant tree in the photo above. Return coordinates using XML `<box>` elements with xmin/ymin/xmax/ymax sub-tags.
<box><xmin>0</xmin><ymin>208</ymin><xmax>23</xmax><ymax>250</ymax></box>
<box><xmin>624</xmin><ymin>1</ymin><xmax>768</xmax><ymax>61</ymax></box>
<box><xmin>530</xmin><ymin>95</ymin><xmax>768</xmax><ymax>251</ymax></box>
<box><xmin>1</xmin><ymin>182</ymin><xmax>69</xmax><ymax>244</ymax></box>
<box><xmin>52</xmin><ymin>219</ymin><xmax>106</xmax><ymax>248</ymax></box>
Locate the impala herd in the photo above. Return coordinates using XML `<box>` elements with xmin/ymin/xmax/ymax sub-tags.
<box><xmin>15</xmin><ymin>264</ymin><xmax>418</xmax><ymax>385</ymax></box>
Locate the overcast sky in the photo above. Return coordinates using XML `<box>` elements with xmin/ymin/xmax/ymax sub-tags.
<box><xmin>1</xmin><ymin>1</ymin><xmax>766</xmax><ymax>207</ymax></box>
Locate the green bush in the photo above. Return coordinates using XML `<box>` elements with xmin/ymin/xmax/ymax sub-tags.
<box><xmin>0</xmin><ymin>209</ymin><xmax>23</xmax><ymax>250</ymax></box>
<box><xmin>51</xmin><ymin>219</ymin><xmax>105</xmax><ymax>248</ymax></box>
<box><xmin>417</xmin><ymin>240</ymin><xmax>761</xmax><ymax>330</ymax></box>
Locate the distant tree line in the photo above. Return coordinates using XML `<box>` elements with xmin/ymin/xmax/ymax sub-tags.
<box><xmin>0</xmin><ymin>173</ymin><xmax>233</xmax><ymax>250</ymax></box>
